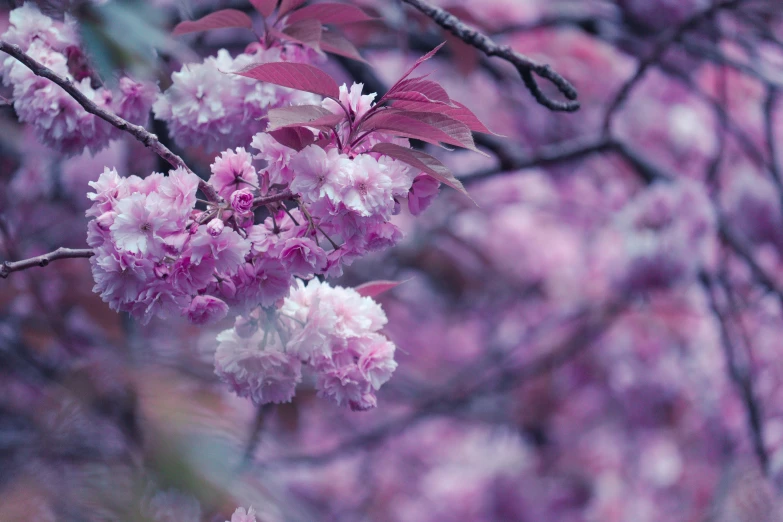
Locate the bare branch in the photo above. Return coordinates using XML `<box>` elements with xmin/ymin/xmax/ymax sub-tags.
<box><xmin>602</xmin><ymin>0</ymin><xmax>742</xmax><ymax>134</ymax></box>
<box><xmin>0</xmin><ymin>40</ymin><xmax>223</xmax><ymax>204</ymax></box>
<box><xmin>252</xmin><ymin>189</ymin><xmax>295</xmax><ymax>208</ymax></box>
<box><xmin>399</xmin><ymin>0</ymin><xmax>580</xmax><ymax>112</ymax></box>
<box><xmin>1</xmin><ymin>247</ymin><xmax>94</xmax><ymax>279</ymax></box>
<box><xmin>702</xmin><ymin>273</ymin><xmax>769</xmax><ymax>473</ymax></box>
<box><xmin>461</xmin><ymin>136</ymin><xmax>614</xmax><ymax>183</ymax></box>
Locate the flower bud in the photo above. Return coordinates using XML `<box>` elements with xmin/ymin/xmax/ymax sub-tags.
<box><xmin>231</xmin><ymin>189</ymin><xmax>255</xmax><ymax>214</ymax></box>
<box><xmin>96</xmin><ymin>211</ymin><xmax>116</xmax><ymax>230</ymax></box>
<box><xmin>234</xmin><ymin>315</ymin><xmax>258</xmax><ymax>339</ymax></box>
<box><xmin>207</xmin><ymin>219</ymin><xmax>224</xmax><ymax>237</ymax></box>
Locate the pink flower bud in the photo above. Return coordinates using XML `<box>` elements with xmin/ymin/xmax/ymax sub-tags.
<box><xmin>231</xmin><ymin>189</ymin><xmax>255</xmax><ymax>214</ymax></box>
<box><xmin>154</xmin><ymin>263</ymin><xmax>170</xmax><ymax>279</ymax></box>
<box><xmin>234</xmin><ymin>315</ymin><xmax>258</xmax><ymax>339</ymax></box>
<box><xmin>96</xmin><ymin>211</ymin><xmax>116</xmax><ymax>230</ymax></box>
<box><xmin>218</xmin><ymin>279</ymin><xmax>237</xmax><ymax>299</ymax></box>
<box><xmin>186</xmin><ymin>295</ymin><xmax>229</xmax><ymax>325</ymax></box>
<box><xmin>207</xmin><ymin>219</ymin><xmax>224</xmax><ymax>237</ymax></box>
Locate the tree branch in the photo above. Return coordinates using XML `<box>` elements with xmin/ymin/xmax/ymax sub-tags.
<box><xmin>702</xmin><ymin>272</ymin><xmax>769</xmax><ymax>473</ymax></box>
<box><xmin>252</xmin><ymin>189</ymin><xmax>295</xmax><ymax>208</ymax></box>
<box><xmin>0</xmin><ymin>40</ymin><xmax>223</xmax><ymax>204</ymax></box>
<box><xmin>1</xmin><ymin>247</ymin><xmax>94</xmax><ymax>279</ymax></box>
<box><xmin>399</xmin><ymin>0</ymin><xmax>580</xmax><ymax>112</ymax></box>
<box><xmin>602</xmin><ymin>0</ymin><xmax>742</xmax><ymax>134</ymax></box>
<box><xmin>461</xmin><ymin>136</ymin><xmax>614</xmax><ymax>183</ymax></box>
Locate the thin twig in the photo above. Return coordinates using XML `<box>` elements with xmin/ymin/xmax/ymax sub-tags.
<box><xmin>461</xmin><ymin>136</ymin><xmax>614</xmax><ymax>183</ymax></box>
<box><xmin>252</xmin><ymin>189</ymin><xmax>295</xmax><ymax>208</ymax></box>
<box><xmin>0</xmin><ymin>40</ymin><xmax>223</xmax><ymax>204</ymax></box>
<box><xmin>702</xmin><ymin>272</ymin><xmax>769</xmax><ymax>473</ymax></box>
<box><xmin>602</xmin><ymin>0</ymin><xmax>742</xmax><ymax>134</ymax></box>
<box><xmin>400</xmin><ymin>0</ymin><xmax>579</xmax><ymax>112</ymax></box>
<box><xmin>1</xmin><ymin>247</ymin><xmax>94</xmax><ymax>279</ymax></box>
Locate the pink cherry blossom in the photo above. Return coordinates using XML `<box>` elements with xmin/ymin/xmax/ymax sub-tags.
<box><xmin>230</xmin><ymin>189</ymin><xmax>255</xmax><ymax>214</ymax></box>
<box><xmin>186</xmin><ymin>295</ymin><xmax>229</xmax><ymax>325</ymax></box>
<box><xmin>208</xmin><ymin>148</ymin><xmax>258</xmax><ymax>198</ymax></box>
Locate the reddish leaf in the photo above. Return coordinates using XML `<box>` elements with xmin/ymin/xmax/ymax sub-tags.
<box><xmin>267</xmin><ymin>105</ymin><xmax>343</xmax><ymax>131</ymax></box>
<box><xmin>385</xmin><ymin>91</ymin><xmax>450</xmax><ymax>105</ymax></box>
<box><xmin>279</xmin><ymin>18</ymin><xmax>323</xmax><ymax>48</ymax></box>
<box><xmin>370</xmin><ymin>143</ymin><xmax>469</xmax><ymax>196</ymax></box>
<box><xmin>396</xmin><ymin>43</ymin><xmax>445</xmax><ymax>85</ymax></box>
<box><xmin>390</xmin><ymin>100</ymin><xmax>501</xmax><ymax>135</ymax></box>
<box><xmin>269</xmin><ymin>127</ymin><xmax>316</xmax><ymax>151</ymax></box>
<box><xmin>320</xmin><ymin>29</ymin><xmax>368</xmax><ymax>63</ymax></box>
<box><xmin>269</xmin><ymin>128</ymin><xmax>316</xmax><ymax>151</ymax></box>
<box><xmin>278</xmin><ymin>0</ymin><xmax>307</xmax><ymax>17</ymax></box>
<box><xmin>249</xmin><ymin>0</ymin><xmax>277</xmax><ymax>17</ymax></box>
<box><xmin>233</xmin><ymin>62</ymin><xmax>340</xmax><ymax>99</ymax></box>
<box><xmin>173</xmin><ymin>9</ymin><xmax>253</xmax><ymax>35</ymax></box>
<box><xmin>450</xmin><ymin>101</ymin><xmax>501</xmax><ymax>136</ymax></box>
<box><xmin>355</xmin><ymin>279</ymin><xmax>407</xmax><ymax>298</ymax></box>
<box><xmin>387</xmin><ymin>78</ymin><xmax>454</xmax><ymax>105</ymax></box>
<box><xmin>362</xmin><ymin>110</ymin><xmax>483</xmax><ymax>154</ymax></box>
<box><xmin>286</xmin><ymin>3</ymin><xmax>375</xmax><ymax>25</ymax></box>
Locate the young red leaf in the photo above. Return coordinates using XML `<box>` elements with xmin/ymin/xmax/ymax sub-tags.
<box><xmin>249</xmin><ymin>0</ymin><xmax>277</xmax><ymax>17</ymax></box>
<box><xmin>267</xmin><ymin>105</ymin><xmax>343</xmax><ymax>131</ymax></box>
<box><xmin>233</xmin><ymin>62</ymin><xmax>340</xmax><ymax>99</ymax></box>
<box><xmin>279</xmin><ymin>18</ymin><xmax>323</xmax><ymax>48</ymax></box>
<box><xmin>390</xmin><ymin>100</ymin><xmax>501</xmax><ymax>136</ymax></box>
<box><xmin>396</xmin><ymin>43</ymin><xmax>446</xmax><ymax>85</ymax></box>
<box><xmin>363</xmin><ymin>110</ymin><xmax>484</xmax><ymax>154</ymax></box>
<box><xmin>320</xmin><ymin>30</ymin><xmax>368</xmax><ymax>63</ymax></box>
<box><xmin>386</xmin><ymin>79</ymin><xmax>454</xmax><ymax>105</ymax></box>
<box><xmin>173</xmin><ymin>9</ymin><xmax>253</xmax><ymax>35</ymax></box>
<box><xmin>285</xmin><ymin>3</ymin><xmax>375</xmax><ymax>26</ymax></box>
<box><xmin>370</xmin><ymin>143</ymin><xmax>469</xmax><ymax>196</ymax></box>
<box><xmin>278</xmin><ymin>0</ymin><xmax>307</xmax><ymax>18</ymax></box>
<box><xmin>385</xmin><ymin>91</ymin><xmax>452</xmax><ymax>105</ymax></box>
<box><xmin>355</xmin><ymin>279</ymin><xmax>408</xmax><ymax>298</ymax></box>
<box><xmin>269</xmin><ymin>127</ymin><xmax>316</xmax><ymax>151</ymax></box>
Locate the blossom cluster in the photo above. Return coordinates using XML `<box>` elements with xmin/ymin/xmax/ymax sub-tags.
<box><xmin>86</xmin><ymin>166</ymin><xmax>249</xmax><ymax>324</ymax></box>
<box><xmin>215</xmin><ymin>278</ymin><xmax>397</xmax><ymax>411</ymax></box>
<box><xmin>0</xmin><ymin>4</ymin><xmax>157</xmax><ymax>155</ymax></box>
<box><xmin>611</xmin><ymin>179</ymin><xmax>716</xmax><ymax>292</ymax></box>
<box><xmin>153</xmin><ymin>43</ymin><xmax>319</xmax><ymax>152</ymax></box>
<box><xmin>249</xmin><ymin>83</ymin><xmax>441</xmax><ymax>276</ymax></box>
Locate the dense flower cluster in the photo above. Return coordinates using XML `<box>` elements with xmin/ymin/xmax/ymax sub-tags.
<box><xmin>86</xmin><ymin>166</ymin><xmax>249</xmax><ymax>324</ymax></box>
<box><xmin>215</xmin><ymin>279</ymin><xmax>397</xmax><ymax>410</ymax></box>
<box><xmin>611</xmin><ymin>180</ymin><xmax>716</xmax><ymax>291</ymax></box>
<box><xmin>153</xmin><ymin>44</ymin><xmax>319</xmax><ymax>151</ymax></box>
<box><xmin>250</xmin><ymin>83</ymin><xmax>440</xmax><ymax>276</ymax></box>
<box><xmin>0</xmin><ymin>4</ymin><xmax>157</xmax><ymax>155</ymax></box>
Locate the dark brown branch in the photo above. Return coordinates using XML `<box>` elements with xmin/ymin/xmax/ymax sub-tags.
<box><xmin>252</xmin><ymin>189</ymin><xmax>295</xmax><ymax>208</ymax></box>
<box><xmin>399</xmin><ymin>0</ymin><xmax>580</xmax><ymax>112</ymax></box>
<box><xmin>702</xmin><ymin>273</ymin><xmax>769</xmax><ymax>473</ymax></box>
<box><xmin>602</xmin><ymin>0</ymin><xmax>742</xmax><ymax>134</ymax></box>
<box><xmin>462</xmin><ymin>136</ymin><xmax>614</xmax><ymax>183</ymax></box>
<box><xmin>1</xmin><ymin>247</ymin><xmax>94</xmax><ymax>279</ymax></box>
<box><xmin>0</xmin><ymin>40</ymin><xmax>223</xmax><ymax>204</ymax></box>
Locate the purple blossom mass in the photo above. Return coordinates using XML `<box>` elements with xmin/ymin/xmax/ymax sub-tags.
<box><xmin>2</xmin><ymin>0</ymin><xmax>783</xmax><ymax>520</ymax></box>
